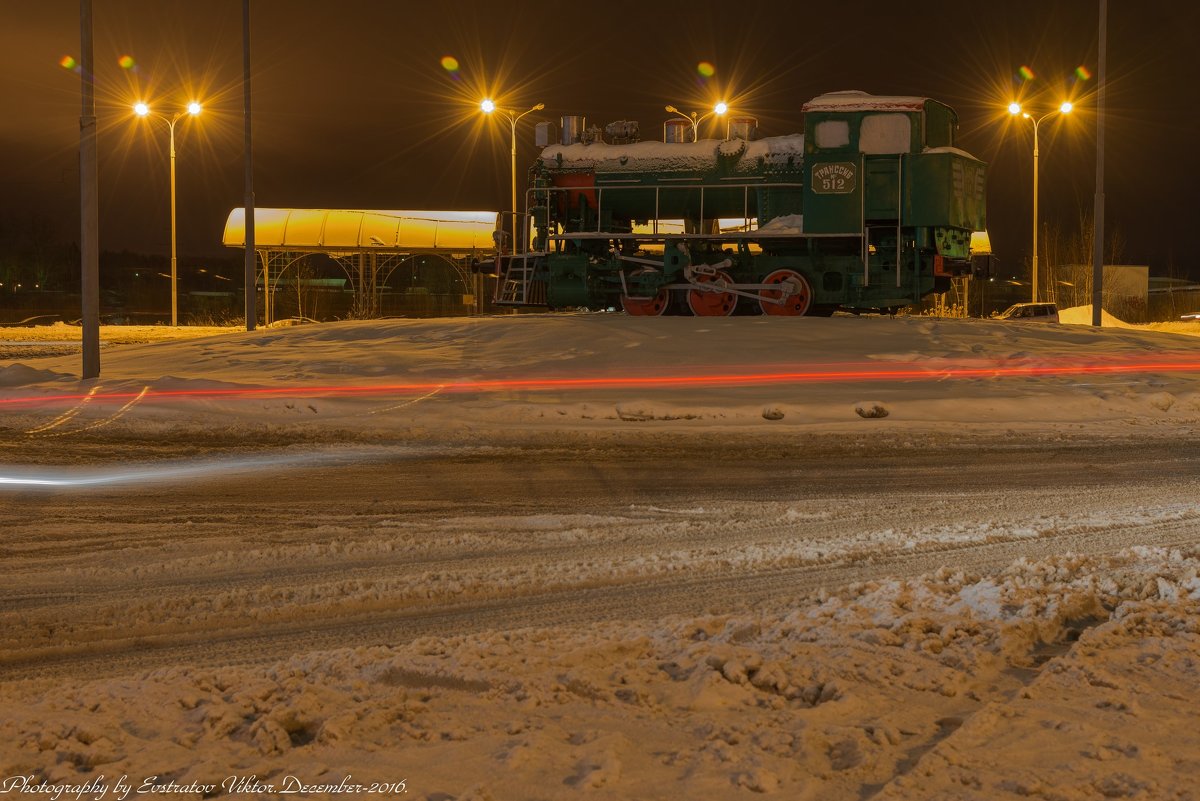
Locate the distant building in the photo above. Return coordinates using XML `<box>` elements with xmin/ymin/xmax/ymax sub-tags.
<box><xmin>1149</xmin><ymin>276</ymin><xmax>1200</xmax><ymax>321</ymax></box>
<box><xmin>1050</xmin><ymin>264</ymin><xmax>1148</xmax><ymax>322</ymax></box>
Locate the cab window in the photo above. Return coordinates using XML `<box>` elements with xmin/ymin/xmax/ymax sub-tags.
<box><xmin>860</xmin><ymin>114</ymin><xmax>911</xmax><ymax>154</ymax></box>
<box><xmin>924</xmin><ymin>103</ymin><xmax>955</xmax><ymax>148</ymax></box>
<box><xmin>814</xmin><ymin>120</ymin><xmax>850</xmax><ymax>149</ymax></box>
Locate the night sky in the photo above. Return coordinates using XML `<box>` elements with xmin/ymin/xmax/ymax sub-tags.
<box><xmin>2</xmin><ymin>0</ymin><xmax>1197</xmax><ymax>279</ymax></box>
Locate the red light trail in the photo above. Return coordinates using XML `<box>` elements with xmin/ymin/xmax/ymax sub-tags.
<box><xmin>2</xmin><ymin>355</ymin><xmax>1199</xmax><ymax>409</ymax></box>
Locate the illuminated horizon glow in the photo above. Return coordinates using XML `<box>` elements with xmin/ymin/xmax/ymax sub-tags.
<box><xmin>3</xmin><ymin>356</ymin><xmax>1200</xmax><ymax>409</ymax></box>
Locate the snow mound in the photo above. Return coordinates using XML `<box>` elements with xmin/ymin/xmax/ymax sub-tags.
<box><xmin>1058</xmin><ymin>304</ymin><xmax>1132</xmax><ymax>328</ymax></box>
<box><xmin>0</xmin><ymin>363</ymin><xmax>74</xmax><ymax>387</ymax></box>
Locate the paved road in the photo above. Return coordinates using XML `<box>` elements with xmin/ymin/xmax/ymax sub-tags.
<box><xmin>2</xmin><ymin>435</ymin><xmax>1197</xmax><ymax>681</ymax></box>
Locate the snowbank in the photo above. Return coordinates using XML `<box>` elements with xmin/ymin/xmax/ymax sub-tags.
<box><xmin>1058</xmin><ymin>304</ymin><xmax>1133</xmax><ymax>328</ymax></box>
<box><xmin>3</xmin><ymin>314</ymin><xmax>1200</xmax><ymax>444</ymax></box>
<box><xmin>2</xmin><ymin>548</ymin><xmax>1197</xmax><ymax>799</ymax></box>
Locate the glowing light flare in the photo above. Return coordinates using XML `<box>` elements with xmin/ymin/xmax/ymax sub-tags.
<box><xmin>118</xmin><ymin>54</ymin><xmax>136</xmax><ymax>70</ymax></box>
<box><xmin>5</xmin><ymin>356</ymin><xmax>1200</xmax><ymax>411</ymax></box>
<box><xmin>1008</xmin><ymin>102</ymin><xmax>1022</xmax><ymax>115</ymax></box>
<box><xmin>480</xmin><ymin>98</ymin><xmax>495</xmax><ymax>113</ymax></box>
<box><xmin>1075</xmin><ymin>65</ymin><xmax>1092</xmax><ymax>81</ymax></box>
<box><xmin>441</xmin><ymin>56</ymin><xmax>460</xmax><ymax>72</ymax></box>
<box><xmin>1060</xmin><ymin>101</ymin><xmax>1073</xmax><ymax>114</ymax></box>
<box><xmin>187</xmin><ymin>101</ymin><xmax>202</xmax><ymax>116</ymax></box>
<box><xmin>1018</xmin><ymin>65</ymin><xmax>1036</xmax><ymax>82</ymax></box>
<box><xmin>133</xmin><ymin>102</ymin><xmax>150</xmax><ymax>116</ymax></box>
<box><xmin>714</xmin><ymin>101</ymin><xmax>728</xmax><ymax>115</ymax></box>
<box><xmin>59</xmin><ymin>55</ymin><xmax>77</xmax><ymax>70</ymax></box>
<box><xmin>697</xmin><ymin>61</ymin><xmax>715</xmax><ymax>78</ymax></box>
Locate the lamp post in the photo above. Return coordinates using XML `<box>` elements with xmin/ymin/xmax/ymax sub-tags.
<box><xmin>480</xmin><ymin>99</ymin><xmax>544</xmax><ymax>229</ymax></box>
<box><xmin>1008</xmin><ymin>100</ymin><xmax>1072</xmax><ymax>303</ymax></box>
<box><xmin>664</xmin><ymin>102</ymin><xmax>728</xmax><ymax>142</ymax></box>
<box><xmin>134</xmin><ymin>100</ymin><xmax>201</xmax><ymax>326</ymax></box>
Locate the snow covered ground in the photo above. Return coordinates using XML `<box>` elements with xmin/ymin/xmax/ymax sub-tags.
<box><xmin>4</xmin><ymin>311</ymin><xmax>1200</xmax><ymax>442</ymax></box>
<box><xmin>2</xmin><ymin>312</ymin><xmax>1200</xmax><ymax>799</ymax></box>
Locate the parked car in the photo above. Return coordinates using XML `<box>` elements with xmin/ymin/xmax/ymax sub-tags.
<box><xmin>2</xmin><ymin>315</ymin><xmax>63</xmax><ymax>327</ymax></box>
<box><xmin>995</xmin><ymin>302</ymin><xmax>1060</xmax><ymax>323</ymax></box>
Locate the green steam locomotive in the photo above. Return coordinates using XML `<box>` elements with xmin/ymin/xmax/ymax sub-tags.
<box><xmin>494</xmin><ymin>90</ymin><xmax>986</xmax><ymax>316</ymax></box>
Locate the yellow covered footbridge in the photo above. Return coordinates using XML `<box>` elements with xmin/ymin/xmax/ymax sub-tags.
<box><xmin>222</xmin><ymin>208</ymin><xmax>500</xmax><ymax>320</ymax></box>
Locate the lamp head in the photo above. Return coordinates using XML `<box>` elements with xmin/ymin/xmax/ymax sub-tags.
<box><xmin>480</xmin><ymin>98</ymin><xmax>495</xmax><ymax>114</ymax></box>
<box><xmin>532</xmin><ymin>103</ymin><xmax>544</xmax><ymax>111</ymax></box>
<box><xmin>714</xmin><ymin>101</ymin><xmax>728</xmax><ymax>115</ymax></box>
<box><xmin>187</xmin><ymin>101</ymin><xmax>201</xmax><ymax>116</ymax></box>
<box><xmin>1007</xmin><ymin>102</ymin><xmax>1021</xmax><ymax>116</ymax></box>
<box><xmin>134</xmin><ymin>102</ymin><xmax>150</xmax><ymax>117</ymax></box>
<box><xmin>1060</xmin><ymin>101</ymin><xmax>1073</xmax><ymax>114</ymax></box>
<box><xmin>664</xmin><ymin>104</ymin><xmax>678</xmax><ymax>113</ymax></box>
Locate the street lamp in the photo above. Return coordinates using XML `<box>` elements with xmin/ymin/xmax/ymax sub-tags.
<box><xmin>664</xmin><ymin>101</ymin><xmax>728</xmax><ymax>142</ymax></box>
<box><xmin>1008</xmin><ymin>100</ymin><xmax>1072</xmax><ymax>303</ymax></box>
<box><xmin>480</xmin><ymin>99</ymin><xmax>544</xmax><ymax>229</ymax></box>
<box><xmin>133</xmin><ymin>100</ymin><xmax>201</xmax><ymax>326</ymax></box>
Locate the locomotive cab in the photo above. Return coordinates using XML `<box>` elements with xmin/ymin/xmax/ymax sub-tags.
<box><xmin>801</xmin><ymin>91</ymin><xmax>986</xmax><ymax>298</ymax></box>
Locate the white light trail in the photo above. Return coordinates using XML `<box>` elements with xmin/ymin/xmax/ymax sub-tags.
<box><xmin>0</xmin><ymin>446</ymin><xmax>455</xmax><ymax>490</ymax></box>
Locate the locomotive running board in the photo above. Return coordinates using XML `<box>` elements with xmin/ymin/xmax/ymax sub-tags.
<box><xmin>549</xmin><ymin>231</ymin><xmax>863</xmax><ymax>241</ymax></box>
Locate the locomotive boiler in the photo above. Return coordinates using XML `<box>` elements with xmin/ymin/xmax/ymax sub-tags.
<box><xmin>493</xmin><ymin>91</ymin><xmax>987</xmax><ymax>316</ymax></box>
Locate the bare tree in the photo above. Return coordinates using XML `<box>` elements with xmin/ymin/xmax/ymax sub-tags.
<box><xmin>1042</xmin><ymin>211</ymin><xmax>1129</xmax><ymax>313</ymax></box>
<box><xmin>292</xmin><ymin>257</ymin><xmax>317</xmax><ymax>320</ymax></box>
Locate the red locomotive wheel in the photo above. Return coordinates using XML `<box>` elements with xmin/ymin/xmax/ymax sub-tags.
<box><xmin>686</xmin><ymin>270</ymin><xmax>738</xmax><ymax>317</ymax></box>
<box><xmin>621</xmin><ymin>288</ymin><xmax>672</xmax><ymax>316</ymax></box>
<box><xmin>758</xmin><ymin>269</ymin><xmax>813</xmax><ymax>316</ymax></box>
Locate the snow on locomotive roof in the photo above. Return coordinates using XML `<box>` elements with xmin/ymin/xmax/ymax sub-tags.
<box><xmin>539</xmin><ymin>134</ymin><xmax>805</xmax><ymax>174</ymax></box>
<box><xmin>801</xmin><ymin>90</ymin><xmax>928</xmax><ymax>113</ymax></box>
<box><xmin>923</xmin><ymin>146</ymin><xmax>982</xmax><ymax>161</ymax></box>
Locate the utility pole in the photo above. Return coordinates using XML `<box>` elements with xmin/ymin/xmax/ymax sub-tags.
<box><xmin>1091</xmin><ymin>0</ymin><xmax>1107</xmax><ymax>327</ymax></box>
<box><xmin>79</xmin><ymin>0</ymin><xmax>100</xmax><ymax>377</ymax></box>
<box><xmin>243</xmin><ymin>0</ymin><xmax>257</xmax><ymax>331</ymax></box>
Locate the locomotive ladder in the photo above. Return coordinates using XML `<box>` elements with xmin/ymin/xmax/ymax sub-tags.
<box><xmin>495</xmin><ymin>252</ymin><xmax>546</xmax><ymax>306</ymax></box>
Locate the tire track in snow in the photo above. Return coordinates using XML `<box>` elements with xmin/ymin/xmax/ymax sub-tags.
<box><xmin>3</xmin><ymin>439</ymin><xmax>1198</xmax><ymax>682</ymax></box>
<box><xmin>2</xmin><ymin>510</ymin><xmax>1196</xmax><ymax>682</ymax></box>
<box><xmin>5</xmin><ymin>487</ymin><xmax>1192</xmax><ymax>657</ymax></box>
